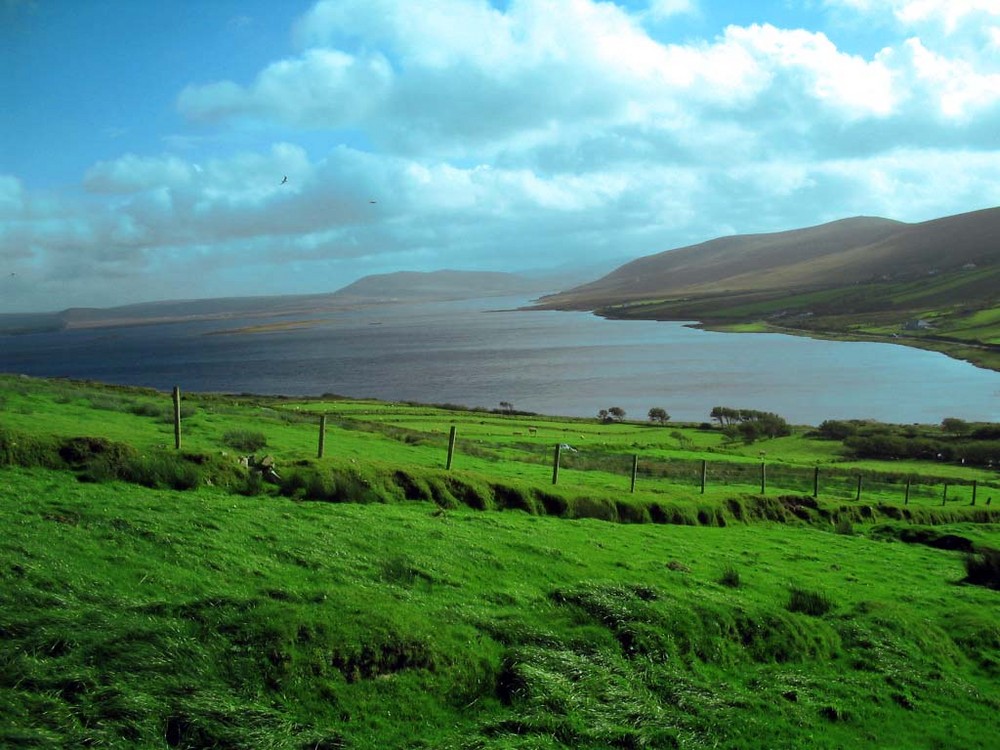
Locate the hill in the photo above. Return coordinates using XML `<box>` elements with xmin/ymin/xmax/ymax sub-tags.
<box><xmin>329</xmin><ymin>269</ymin><xmax>549</xmax><ymax>303</ymax></box>
<box><xmin>0</xmin><ymin>270</ymin><xmax>547</xmax><ymax>334</ymax></box>
<box><xmin>535</xmin><ymin>207</ymin><xmax>1000</xmax><ymax>370</ymax></box>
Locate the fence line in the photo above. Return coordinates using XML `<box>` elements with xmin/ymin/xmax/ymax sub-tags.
<box><xmin>165</xmin><ymin>389</ymin><xmax>997</xmax><ymax>506</ymax></box>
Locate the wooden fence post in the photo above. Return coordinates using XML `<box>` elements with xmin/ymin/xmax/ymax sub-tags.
<box><xmin>760</xmin><ymin>461</ymin><xmax>766</xmax><ymax>495</ymax></box>
<box><xmin>317</xmin><ymin>415</ymin><xmax>327</xmax><ymax>459</ymax></box>
<box><xmin>552</xmin><ymin>443</ymin><xmax>562</xmax><ymax>485</ymax></box>
<box><xmin>630</xmin><ymin>454</ymin><xmax>638</xmax><ymax>494</ymax></box>
<box><xmin>904</xmin><ymin>477</ymin><xmax>910</xmax><ymax>505</ymax></box>
<box><xmin>172</xmin><ymin>386</ymin><xmax>181</xmax><ymax>450</ymax></box>
<box><xmin>856</xmin><ymin>475</ymin><xmax>862</xmax><ymax>502</ymax></box>
<box><xmin>971</xmin><ymin>480</ymin><xmax>977</xmax><ymax>506</ymax></box>
<box><xmin>446</xmin><ymin>425</ymin><xmax>457</xmax><ymax>470</ymax></box>
<box><xmin>700</xmin><ymin>459</ymin><xmax>707</xmax><ymax>495</ymax></box>
<box><xmin>813</xmin><ymin>466</ymin><xmax>819</xmax><ymax>499</ymax></box>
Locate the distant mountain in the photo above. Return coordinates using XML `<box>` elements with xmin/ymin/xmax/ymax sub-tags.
<box><xmin>329</xmin><ymin>270</ymin><xmax>550</xmax><ymax>303</ymax></box>
<box><xmin>538</xmin><ymin>207</ymin><xmax>1000</xmax><ymax>309</ymax></box>
<box><xmin>0</xmin><ymin>270</ymin><xmax>552</xmax><ymax>334</ymax></box>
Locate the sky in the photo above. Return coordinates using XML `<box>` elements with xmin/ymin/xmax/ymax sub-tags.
<box><xmin>2</xmin><ymin>0</ymin><xmax>999</xmax><ymax>313</ymax></box>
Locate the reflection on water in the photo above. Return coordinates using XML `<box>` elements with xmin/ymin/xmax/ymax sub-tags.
<box><xmin>1</xmin><ymin>297</ymin><xmax>997</xmax><ymax>424</ymax></box>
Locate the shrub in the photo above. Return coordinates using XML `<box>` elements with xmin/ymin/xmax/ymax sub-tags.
<box><xmin>787</xmin><ymin>586</ymin><xmax>833</xmax><ymax>617</ymax></box>
<box><xmin>816</xmin><ymin>420</ymin><xmax>860</xmax><ymax>440</ymax></box>
<box><xmin>222</xmin><ymin>430</ymin><xmax>268</xmax><ymax>452</ymax></box>
<box><xmin>941</xmin><ymin>417</ymin><xmax>970</xmax><ymax>435</ymax></box>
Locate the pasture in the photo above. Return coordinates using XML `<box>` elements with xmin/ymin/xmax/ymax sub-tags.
<box><xmin>1</xmin><ymin>374</ymin><xmax>998</xmax><ymax>748</ymax></box>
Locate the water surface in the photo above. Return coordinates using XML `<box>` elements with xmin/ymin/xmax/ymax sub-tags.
<box><xmin>1</xmin><ymin>297</ymin><xmax>997</xmax><ymax>425</ymax></box>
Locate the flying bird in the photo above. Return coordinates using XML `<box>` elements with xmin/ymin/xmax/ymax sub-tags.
<box><xmin>281</xmin><ymin>176</ymin><xmax>288</xmax><ymax>185</ymax></box>
<box><xmin>369</xmin><ymin>199</ymin><xmax>377</xmax><ymax>204</ymax></box>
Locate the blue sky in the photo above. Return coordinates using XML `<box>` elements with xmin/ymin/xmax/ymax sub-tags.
<box><xmin>2</xmin><ymin>0</ymin><xmax>999</xmax><ymax>312</ymax></box>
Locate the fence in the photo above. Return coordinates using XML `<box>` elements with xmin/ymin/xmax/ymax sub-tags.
<box><xmin>164</xmin><ymin>388</ymin><xmax>997</xmax><ymax>507</ymax></box>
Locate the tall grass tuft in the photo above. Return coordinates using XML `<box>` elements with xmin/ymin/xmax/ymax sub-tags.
<box><xmin>787</xmin><ymin>586</ymin><xmax>834</xmax><ymax>617</ymax></box>
<box><xmin>719</xmin><ymin>565</ymin><xmax>742</xmax><ymax>588</ymax></box>
<box><xmin>222</xmin><ymin>430</ymin><xmax>268</xmax><ymax>452</ymax></box>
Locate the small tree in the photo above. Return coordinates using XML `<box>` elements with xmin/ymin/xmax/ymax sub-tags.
<box><xmin>597</xmin><ymin>409</ymin><xmax>610</xmax><ymax>423</ymax></box>
<box><xmin>941</xmin><ymin>417</ymin><xmax>969</xmax><ymax>435</ymax></box>
<box><xmin>648</xmin><ymin>407</ymin><xmax>670</xmax><ymax>425</ymax></box>
<box><xmin>499</xmin><ymin>401</ymin><xmax>514</xmax><ymax>415</ymax></box>
<box><xmin>608</xmin><ymin>407</ymin><xmax>626</xmax><ymax>422</ymax></box>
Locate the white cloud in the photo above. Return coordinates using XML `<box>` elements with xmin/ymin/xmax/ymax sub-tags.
<box><xmin>646</xmin><ymin>0</ymin><xmax>697</xmax><ymax>20</ymax></box>
<box><xmin>891</xmin><ymin>0</ymin><xmax>998</xmax><ymax>32</ymax></box>
<box><xmin>179</xmin><ymin>49</ymin><xmax>393</xmax><ymax>127</ymax></box>
<box><xmin>901</xmin><ymin>37</ymin><xmax>1000</xmax><ymax>118</ymax></box>
<box><xmin>3</xmin><ymin>0</ymin><xmax>999</xmax><ymax>311</ymax></box>
<box><xmin>825</xmin><ymin>0</ymin><xmax>999</xmax><ymax>31</ymax></box>
<box><xmin>722</xmin><ymin>24</ymin><xmax>899</xmax><ymax>118</ymax></box>
<box><xmin>178</xmin><ymin>5</ymin><xmax>911</xmax><ymax>164</ymax></box>
<box><xmin>84</xmin><ymin>155</ymin><xmax>196</xmax><ymax>194</ymax></box>
<box><xmin>0</xmin><ymin>175</ymin><xmax>25</xmax><ymax>218</ymax></box>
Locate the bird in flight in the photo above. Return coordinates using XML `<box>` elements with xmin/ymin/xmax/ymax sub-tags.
<box><xmin>369</xmin><ymin>199</ymin><xmax>377</xmax><ymax>204</ymax></box>
<box><xmin>281</xmin><ymin>176</ymin><xmax>288</xmax><ymax>185</ymax></box>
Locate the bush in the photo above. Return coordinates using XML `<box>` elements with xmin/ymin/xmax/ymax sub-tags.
<box><xmin>816</xmin><ymin>420</ymin><xmax>860</xmax><ymax>440</ymax></box>
<box><xmin>787</xmin><ymin>587</ymin><xmax>833</xmax><ymax>617</ymax></box>
<box><xmin>222</xmin><ymin>430</ymin><xmax>268</xmax><ymax>452</ymax></box>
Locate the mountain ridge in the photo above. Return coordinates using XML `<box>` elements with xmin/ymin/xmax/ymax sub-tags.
<box><xmin>0</xmin><ymin>270</ymin><xmax>550</xmax><ymax>334</ymax></box>
<box><xmin>537</xmin><ymin>207</ymin><xmax>999</xmax><ymax>309</ymax></box>
<box><xmin>534</xmin><ymin>206</ymin><xmax>1000</xmax><ymax>371</ymax></box>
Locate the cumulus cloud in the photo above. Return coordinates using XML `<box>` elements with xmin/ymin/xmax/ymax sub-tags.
<box><xmin>178</xmin><ymin>3</ymin><xmax>920</xmax><ymax>163</ymax></box>
<box><xmin>2</xmin><ymin>0</ymin><xmax>998</xmax><ymax>311</ymax></box>
<box><xmin>646</xmin><ymin>0</ymin><xmax>698</xmax><ymax>20</ymax></box>
<box><xmin>826</xmin><ymin>0</ymin><xmax>999</xmax><ymax>32</ymax></box>
<box><xmin>84</xmin><ymin>154</ymin><xmax>197</xmax><ymax>194</ymax></box>
<box><xmin>901</xmin><ymin>38</ymin><xmax>1000</xmax><ymax>118</ymax></box>
<box><xmin>179</xmin><ymin>49</ymin><xmax>393</xmax><ymax>127</ymax></box>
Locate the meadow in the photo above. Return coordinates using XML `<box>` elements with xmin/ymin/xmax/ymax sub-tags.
<box><xmin>1</xmin><ymin>374</ymin><xmax>998</xmax><ymax>748</ymax></box>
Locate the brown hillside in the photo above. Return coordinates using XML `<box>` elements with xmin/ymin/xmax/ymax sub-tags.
<box><xmin>538</xmin><ymin>207</ymin><xmax>1000</xmax><ymax>309</ymax></box>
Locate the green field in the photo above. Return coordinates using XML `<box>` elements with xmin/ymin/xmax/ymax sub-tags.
<box><xmin>2</xmin><ymin>375</ymin><xmax>999</xmax><ymax>748</ymax></box>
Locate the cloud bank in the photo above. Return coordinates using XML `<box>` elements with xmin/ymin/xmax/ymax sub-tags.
<box><xmin>3</xmin><ymin>0</ymin><xmax>999</xmax><ymax>311</ymax></box>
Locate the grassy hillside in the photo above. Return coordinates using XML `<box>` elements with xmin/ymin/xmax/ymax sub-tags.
<box><xmin>536</xmin><ymin>207</ymin><xmax>1000</xmax><ymax>371</ymax></box>
<box><xmin>2</xmin><ymin>376</ymin><xmax>999</xmax><ymax>748</ymax></box>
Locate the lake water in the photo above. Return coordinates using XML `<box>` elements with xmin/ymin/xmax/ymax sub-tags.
<box><xmin>1</xmin><ymin>297</ymin><xmax>997</xmax><ymax>425</ymax></box>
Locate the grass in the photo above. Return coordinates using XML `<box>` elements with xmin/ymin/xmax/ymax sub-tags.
<box><xmin>2</xmin><ymin>375</ymin><xmax>999</xmax><ymax>747</ymax></box>
<box><xmin>2</xmin><ymin>466</ymin><xmax>998</xmax><ymax>748</ymax></box>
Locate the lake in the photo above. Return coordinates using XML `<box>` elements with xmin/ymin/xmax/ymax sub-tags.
<box><xmin>1</xmin><ymin>297</ymin><xmax>997</xmax><ymax>425</ymax></box>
